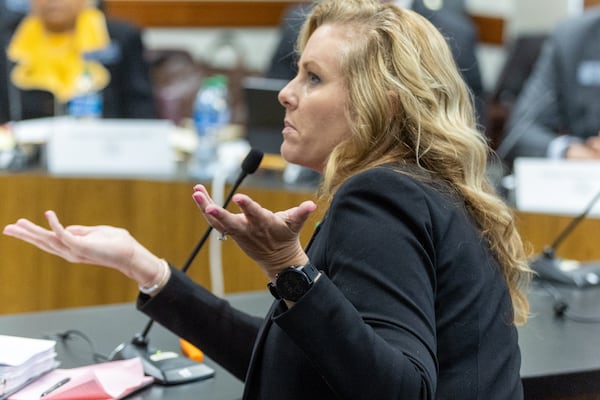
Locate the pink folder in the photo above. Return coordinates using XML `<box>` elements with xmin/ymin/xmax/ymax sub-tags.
<box><xmin>8</xmin><ymin>358</ymin><xmax>153</xmax><ymax>400</ymax></box>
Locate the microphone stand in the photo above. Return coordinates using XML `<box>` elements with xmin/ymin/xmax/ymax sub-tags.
<box><xmin>531</xmin><ymin>189</ymin><xmax>600</xmax><ymax>288</ymax></box>
<box><xmin>109</xmin><ymin>149</ymin><xmax>264</xmax><ymax>385</ymax></box>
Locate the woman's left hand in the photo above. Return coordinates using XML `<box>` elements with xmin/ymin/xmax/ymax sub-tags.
<box><xmin>192</xmin><ymin>184</ymin><xmax>317</xmax><ymax>281</ymax></box>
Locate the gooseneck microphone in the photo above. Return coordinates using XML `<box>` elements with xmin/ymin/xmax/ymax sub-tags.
<box><xmin>530</xmin><ymin>188</ymin><xmax>600</xmax><ymax>287</ymax></box>
<box><xmin>109</xmin><ymin>148</ymin><xmax>264</xmax><ymax>385</ymax></box>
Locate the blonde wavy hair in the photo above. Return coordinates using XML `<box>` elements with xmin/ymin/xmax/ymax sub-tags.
<box><xmin>297</xmin><ymin>0</ymin><xmax>531</xmax><ymax>324</ymax></box>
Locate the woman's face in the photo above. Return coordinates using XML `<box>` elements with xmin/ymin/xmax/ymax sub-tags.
<box><xmin>278</xmin><ymin>24</ymin><xmax>352</xmax><ymax>172</ymax></box>
<box><xmin>31</xmin><ymin>0</ymin><xmax>88</xmax><ymax>32</ymax></box>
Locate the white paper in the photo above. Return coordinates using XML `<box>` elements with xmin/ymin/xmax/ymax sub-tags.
<box><xmin>0</xmin><ymin>336</ymin><xmax>56</xmax><ymax>368</ymax></box>
<box><xmin>514</xmin><ymin>158</ymin><xmax>600</xmax><ymax>217</ymax></box>
<box><xmin>46</xmin><ymin>118</ymin><xmax>176</xmax><ymax>177</ymax></box>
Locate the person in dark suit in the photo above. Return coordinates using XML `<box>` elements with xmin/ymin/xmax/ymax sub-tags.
<box><xmin>4</xmin><ymin>1</ymin><xmax>530</xmax><ymax>398</ymax></box>
<box><xmin>0</xmin><ymin>0</ymin><xmax>156</xmax><ymax>123</ymax></box>
<box><xmin>499</xmin><ymin>6</ymin><xmax>600</xmax><ymax>165</ymax></box>
<box><xmin>0</xmin><ymin>0</ymin><xmax>26</xmax><ymax>122</ymax></box>
<box><xmin>267</xmin><ymin>0</ymin><xmax>485</xmax><ymax>126</ymax></box>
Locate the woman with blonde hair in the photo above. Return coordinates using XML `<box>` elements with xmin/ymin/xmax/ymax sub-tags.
<box><xmin>4</xmin><ymin>0</ymin><xmax>530</xmax><ymax>398</ymax></box>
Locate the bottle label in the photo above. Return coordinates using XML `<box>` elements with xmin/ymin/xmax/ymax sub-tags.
<box><xmin>68</xmin><ymin>93</ymin><xmax>103</xmax><ymax>118</ymax></box>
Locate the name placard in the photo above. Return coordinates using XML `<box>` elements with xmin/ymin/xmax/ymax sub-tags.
<box><xmin>514</xmin><ymin>157</ymin><xmax>600</xmax><ymax>217</ymax></box>
<box><xmin>46</xmin><ymin>118</ymin><xmax>176</xmax><ymax>177</ymax></box>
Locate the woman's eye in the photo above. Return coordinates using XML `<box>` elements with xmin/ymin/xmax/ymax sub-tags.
<box><xmin>308</xmin><ymin>72</ymin><xmax>321</xmax><ymax>84</ymax></box>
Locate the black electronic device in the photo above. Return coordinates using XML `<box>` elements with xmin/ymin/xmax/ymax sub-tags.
<box><xmin>242</xmin><ymin>77</ymin><xmax>288</xmax><ymax>155</ymax></box>
<box><xmin>530</xmin><ymin>189</ymin><xmax>600</xmax><ymax>288</ymax></box>
<box><xmin>268</xmin><ymin>263</ymin><xmax>319</xmax><ymax>302</ymax></box>
<box><xmin>109</xmin><ymin>149</ymin><xmax>264</xmax><ymax>385</ymax></box>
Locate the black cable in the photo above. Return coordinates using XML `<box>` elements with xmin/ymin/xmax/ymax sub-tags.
<box><xmin>535</xmin><ymin>281</ymin><xmax>600</xmax><ymax>323</ymax></box>
<box><xmin>44</xmin><ymin>329</ymin><xmax>109</xmax><ymax>363</ymax></box>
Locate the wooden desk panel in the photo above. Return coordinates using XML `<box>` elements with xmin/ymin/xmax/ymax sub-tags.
<box><xmin>515</xmin><ymin>212</ymin><xmax>600</xmax><ymax>261</ymax></box>
<box><xmin>3</xmin><ymin>172</ymin><xmax>599</xmax><ymax>315</ymax></box>
<box><xmin>0</xmin><ymin>173</ymin><xmax>318</xmax><ymax>314</ymax></box>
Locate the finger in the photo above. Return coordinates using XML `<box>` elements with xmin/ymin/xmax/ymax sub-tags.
<box><xmin>45</xmin><ymin>210</ymin><xmax>67</xmax><ymax>236</ymax></box>
<box><xmin>44</xmin><ymin>211</ymin><xmax>81</xmax><ymax>253</ymax></box>
<box><xmin>279</xmin><ymin>201</ymin><xmax>318</xmax><ymax>233</ymax></box>
<box><xmin>192</xmin><ymin>191</ymin><xmax>232</xmax><ymax>235</ymax></box>
<box><xmin>3</xmin><ymin>221</ymin><xmax>66</xmax><ymax>258</ymax></box>
<box><xmin>192</xmin><ymin>188</ymin><xmax>209</xmax><ymax>210</ymax></box>
<box><xmin>231</xmin><ymin>193</ymin><xmax>270</xmax><ymax>224</ymax></box>
<box><xmin>193</xmin><ymin>184</ymin><xmax>210</xmax><ymax>197</ymax></box>
<box><xmin>12</xmin><ymin>218</ymin><xmax>56</xmax><ymax>242</ymax></box>
<box><xmin>192</xmin><ymin>185</ymin><xmax>217</xmax><ymax>208</ymax></box>
<box><xmin>204</xmin><ymin>205</ymin><xmax>239</xmax><ymax>235</ymax></box>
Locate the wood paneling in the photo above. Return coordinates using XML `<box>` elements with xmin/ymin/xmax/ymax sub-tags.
<box><xmin>584</xmin><ymin>0</ymin><xmax>600</xmax><ymax>9</ymax></box>
<box><xmin>0</xmin><ymin>173</ymin><xmax>319</xmax><ymax>314</ymax></box>
<box><xmin>7</xmin><ymin>174</ymin><xmax>595</xmax><ymax>315</ymax></box>
<box><xmin>103</xmin><ymin>1</ymin><xmax>294</xmax><ymax>28</ymax></box>
<box><xmin>470</xmin><ymin>14</ymin><xmax>505</xmax><ymax>45</ymax></box>
<box><xmin>515</xmin><ymin>212</ymin><xmax>600</xmax><ymax>261</ymax></box>
<box><xmin>104</xmin><ymin>0</ymin><xmax>505</xmax><ymax>45</ymax></box>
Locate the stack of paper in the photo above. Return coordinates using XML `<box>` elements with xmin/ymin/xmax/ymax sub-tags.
<box><xmin>0</xmin><ymin>335</ymin><xmax>59</xmax><ymax>400</ymax></box>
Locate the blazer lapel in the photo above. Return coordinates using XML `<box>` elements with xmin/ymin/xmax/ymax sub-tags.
<box><xmin>241</xmin><ymin>215</ymin><xmax>326</xmax><ymax>398</ymax></box>
<box><xmin>241</xmin><ymin>301</ymin><xmax>278</xmax><ymax>399</ymax></box>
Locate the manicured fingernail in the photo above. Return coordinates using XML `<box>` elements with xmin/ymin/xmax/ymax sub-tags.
<box><xmin>207</xmin><ymin>209</ymin><xmax>219</xmax><ymax>217</ymax></box>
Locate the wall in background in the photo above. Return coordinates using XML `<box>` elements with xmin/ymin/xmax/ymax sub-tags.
<box><xmin>114</xmin><ymin>0</ymin><xmax>581</xmax><ymax>93</ymax></box>
<box><xmin>143</xmin><ymin>27</ymin><xmax>279</xmax><ymax>73</ymax></box>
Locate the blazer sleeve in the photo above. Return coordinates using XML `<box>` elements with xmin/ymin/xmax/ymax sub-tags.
<box><xmin>272</xmin><ymin>169</ymin><xmax>438</xmax><ymax>399</ymax></box>
<box><xmin>137</xmin><ymin>267</ymin><xmax>263</xmax><ymax>381</ymax></box>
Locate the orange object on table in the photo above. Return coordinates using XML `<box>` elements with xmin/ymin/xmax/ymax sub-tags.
<box><xmin>180</xmin><ymin>338</ymin><xmax>204</xmax><ymax>362</ymax></box>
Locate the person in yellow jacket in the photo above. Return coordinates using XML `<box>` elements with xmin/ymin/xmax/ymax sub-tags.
<box><xmin>8</xmin><ymin>0</ymin><xmax>110</xmax><ymax>104</ymax></box>
<box><xmin>1</xmin><ymin>0</ymin><xmax>156</xmax><ymax>122</ymax></box>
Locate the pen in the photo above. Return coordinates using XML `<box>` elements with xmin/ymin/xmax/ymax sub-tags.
<box><xmin>40</xmin><ymin>377</ymin><xmax>70</xmax><ymax>398</ymax></box>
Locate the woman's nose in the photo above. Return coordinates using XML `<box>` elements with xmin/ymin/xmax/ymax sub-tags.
<box><xmin>278</xmin><ymin>80</ymin><xmax>296</xmax><ymax>109</ymax></box>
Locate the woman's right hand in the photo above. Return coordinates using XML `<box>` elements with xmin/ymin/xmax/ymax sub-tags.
<box><xmin>2</xmin><ymin>210</ymin><xmax>164</xmax><ymax>286</ymax></box>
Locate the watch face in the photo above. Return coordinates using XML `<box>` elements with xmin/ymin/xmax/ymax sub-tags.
<box><xmin>277</xmin><ymin>268</ymin><xmax>311</xmax><ymax>301</ymax></box>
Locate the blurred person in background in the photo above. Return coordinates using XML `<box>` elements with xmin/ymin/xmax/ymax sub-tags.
<box><xmin>0</xmin><ymin>0</ymin><xmax>156</xmax><ymax>123</ymax></box>
<box><xmin>499</xmin><ymin>3</ymin><xmax>600</xmax><ymax>167</ymax></box>
<box><xmin>0</xmin><ymin>0</ymin><xmax>26</xmax><ymax>119</ymax></box>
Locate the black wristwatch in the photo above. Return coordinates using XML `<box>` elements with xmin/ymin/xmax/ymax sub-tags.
<box><xmin>268</xmin><ymin>263</ymin><xmax>320</xmax><ymax>302</ymax></box>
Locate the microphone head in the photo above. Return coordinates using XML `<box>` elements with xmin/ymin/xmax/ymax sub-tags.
<box><xmin>242</xmin><ymin>149</ymin><xmax>264</xmax><ymax>174</ymax></box>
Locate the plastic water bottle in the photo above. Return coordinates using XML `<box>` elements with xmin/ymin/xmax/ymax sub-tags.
<box><xmin>67</xmin><ymin>66</ymin><xmax>103</xmax><ymax>119</ymax></box>
<box><xmin>191</xmin><ymin>75</ymin><xmax>230</xmax><ymax>180</ymax></box>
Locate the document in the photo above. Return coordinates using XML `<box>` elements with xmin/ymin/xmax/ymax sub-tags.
<box><xmin>513</xmin><ymin>158</ymin><xmax>600</xmax><ymax>217</ymax></box>
<box><xmin>8</xmin><ymin>358</ymin><xmax>153</xmax><ymax>400</ymax></box>
<box><xmin>0</xmin><ymin>335</ymin><xmax>58</xmax><ymax>400</ymax></box>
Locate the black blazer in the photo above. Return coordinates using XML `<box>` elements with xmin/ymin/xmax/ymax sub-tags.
<box><xmin>0</xmin><ymin>17</ymin><xmax>156</xmax><ymax>122</ymax></box>
<box><xmin>139</xmin><ymin>166</ymin><xmax>523</xmax><ymax>399</ymax></box>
